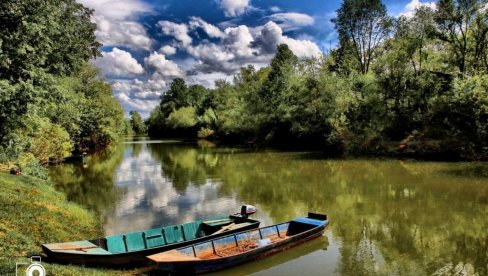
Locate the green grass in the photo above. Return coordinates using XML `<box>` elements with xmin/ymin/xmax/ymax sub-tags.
<box><xmin>0</xmin><ymin>172</ymin><xmax>138</xmax><ymax>275</ymax></box>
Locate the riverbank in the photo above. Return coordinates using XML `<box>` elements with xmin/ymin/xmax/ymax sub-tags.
<box><xmin>0</xmin><ymin>172</ymin><xmax>136</xmax><ymax>275</ymax></box>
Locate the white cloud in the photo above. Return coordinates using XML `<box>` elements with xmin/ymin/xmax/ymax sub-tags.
<box><xmin>93</xmin><ymin>48</ymin><xmax>144</xmax><ymax>76</ymax></box>
<box><xmin>253</xmin><ymin>21</ymin><xmax>322</xmax><ymax>58</ymax></box>
<box><xmin>189</xmin><ymin>17</ymin><xmax>226</xmax><ymax>38</ymax></box>
<box><xmin>112</xmin><ymin>78</ymin><xmax>167</xmax><ymax>117</ymax></box>
<box><xmin>270</xmin><ymin>6</ymin><xmax>281</xmax><ymax>13</ymax></box>
<box><xmin>77</xmin><ymin>0</ymin><xmax>152</xmax><ymax>20</ymax></box>
<box><xmin>94</xmin><ymin>15</ymin><xmax>152</xmax><ymax>50</ymax></box>
<box><xmin>217</xmin><ymin>0</ymin><xmax>250</xmax><ymax>17</ymax></box>
<box><xmin>399</xmin><ymin>0</ymin><xmax>437</xmax><ymax>18</ymax></box>
<box><xmin>185</xmin><ymin>24</ymin><xmax>263</xmax><ymax>74</ymax></box>
<box><xmin>115</xmin><ymin>91</ymin><xmax>160</xmax><ymax>117</ymax></box>
<box><xmin>77</xmin><ymin>0</ymin><xmax>153</xmax><ymax>50</ymax></box>
<box><xmin>144</xmin><ymin>52</ymin><xmax>183</xmax><ymax>79</ymax></box>
<box><xmin>158</xmin><ymin>21</ymin><xmax>193</xmax><ymax>47</ymax></box>
<box><xmin>159</xmin><ymin>45</ymin><xmax>177</xmax><ymax>56</ymax></box>
<box><xmin>186</xmin><ymin>72</ymin><xmax>233</xmax><ymax>88</ymax></box>
<box><xmin>161</xmin><ymin>19</ymin><xmax>321</xmax><ymax>75</ymax></box>
<box><xmin>267</xmin><ymin>12</ymin><xmax>315</xmax><ymax>31</ymax></box>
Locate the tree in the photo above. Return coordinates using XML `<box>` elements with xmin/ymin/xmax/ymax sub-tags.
<box><xmin>129</xmin><ymin>111</ymin><xmax>146</xmax><ymax>136</ymax></box>
<box><xmin>160</xmin><ymin>78</ymin><xmax>188</xmax><ymax>117</ymax></box>
<box><xmin>332</xmin><ymin>0</ymin><xmax>393</xmax><ymax>74</ymax></box>
<box><xmin>0</xmin><ymin>0</ymin><xmax>101</xmax><ymax>82</ymax></box>
<box><xmin>434</xmin><ymin>0</ymin><xmax>488</xmax><ymax>76</ymax></box>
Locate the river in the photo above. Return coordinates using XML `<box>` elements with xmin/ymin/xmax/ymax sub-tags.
<box><xmin>50</xmin><ymin>138</ymin><xmax>488</xmax><ymax>275</ymax></box>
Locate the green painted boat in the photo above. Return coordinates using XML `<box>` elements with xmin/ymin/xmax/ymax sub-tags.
<box><xmin>42</xmin><ymin>205</ymin><xmax>259</xmax><ymax>267</ymax></box>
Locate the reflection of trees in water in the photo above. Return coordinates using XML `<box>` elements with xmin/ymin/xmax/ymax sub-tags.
<box><xmin>147</xmin><ymin>143</ymin><xmax>221</xmax><ymax>192</ymax></box>
<box><xmin>49</xmin><ymin>145</ymin><xmax>125</xmax><ymax>216</ymax></box>
<box><xmin>147</xmin><ymin>143</ymin><xmax>488</xmax><ymax>275</ymax></box>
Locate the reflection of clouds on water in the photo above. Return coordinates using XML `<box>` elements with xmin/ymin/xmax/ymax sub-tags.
<box><xmin>103</xmin><ymin>143</ymin><xmax>243</xmax><ymax>235</ymax></box>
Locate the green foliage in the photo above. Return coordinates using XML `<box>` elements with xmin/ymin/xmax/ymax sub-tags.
<box><xmin>129</xmin><ymin>111</ymin><xmax>147</xmax><ymax>136</ymax></box>
<box><xmin>427</xmin><ymin>75</ymin><xmax>488</xmax><ymax>156</ymax></box>
<box><xmin>167</xmin><ymin>107</ymin><xmax>198</xmax><ymax>129</ymax></box>
<box><xmin>434</xmin><ymin>0</ymin><xmax>488</xmax><ymax>76</ymax></box>
<box><xmin>17</xmin><ymin>152</ymin><xmax>49</xmax><ymax>180</ymax></box>
<box><xmin>0</xmin><ymin>0</ymin><xmax>100</xmax><ymax>82</ymax></box>
<box><xmin>145</xmin><ymin>3</ymin><xmax>488</xmax><ymax>159</ymax></box>
<box><xmin>29</xmin><ymin>121</ymin><xmax>73</xmax><ymax>164</ymax></box>
<box><xmin>0</xmin><ymin>0</ymin><xmax>123</xmax><ymax>177</ymax></box>
<box><xmin>332</xmin><ymin>0</ymin><xmax>393</xmax><ymax>74</ymax></box>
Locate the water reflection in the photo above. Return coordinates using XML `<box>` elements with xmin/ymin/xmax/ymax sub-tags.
<box><xmin>50</xmin><ymin>139</ymin><xmax>488</xmax><ymax>275</ymax></box>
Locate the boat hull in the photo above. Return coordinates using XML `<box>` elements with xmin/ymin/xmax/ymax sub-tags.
<box><xmin>151</xmin><ymin>214</ymin><xmax>328</xmax><ymax>274</ymax></box>
<box><xmin>42</xmin><ymin>219</ymin><xmax>259</xmax><ymax>267</ymax></box>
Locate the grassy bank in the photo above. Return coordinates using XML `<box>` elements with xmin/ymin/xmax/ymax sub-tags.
<box><xmin>0</xmin><ymin>172</ymin><xmax>135</xmax><ymax>275</ymax></box>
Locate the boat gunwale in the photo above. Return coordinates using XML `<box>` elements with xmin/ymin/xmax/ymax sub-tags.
<box><xmin>42</xmin><ymin>217</ymin><xmax>261</xmax><ymax>257</ymax></box>
<box><xmin>149</xmin><ymin>217</ymin><xmax>329</xmax><ymax>264</ymax></box>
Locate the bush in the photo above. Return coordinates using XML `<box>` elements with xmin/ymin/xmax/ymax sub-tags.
<box><xmin>167</xmin><ymin>107</ymin><xmax>198</xmax><ymax>128</ymax></box>
<box><xmin>197</xmin><ymin>127</ymin><xmax>215</xmax><ymax>139</ymax></box>
<box><xmin>427</xmin><ymin>75</ymin><xmax>488</xmax><ymax>157</ymax></box>
<box><xmin>18</xmin><ymin>153</ymin><xmax>49</xmax><ymax>180</ymax></box>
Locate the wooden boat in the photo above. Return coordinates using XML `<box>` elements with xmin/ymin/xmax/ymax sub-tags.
<box><xmin>42</xmin><ymin>206</ymin><xmax>259</xmax><ymax>267</ymax></box>
<box><xmin>147</xmin><ymin>212</ymin><xmax>329</xmax><ymax>274</ymax></box>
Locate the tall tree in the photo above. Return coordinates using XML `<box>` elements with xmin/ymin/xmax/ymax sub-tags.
<box><xmin>129</xmin><ymin>111</ymin><xmax>146</xmax><ymax>136</ymax></box>
<box><xmin>434</xmin><ymin>0</ymin><xmax>488</xmax><ymax>76</ymax></box>
<box><xmin>0</xmin><ymin>0</ymin><xmax>101</xmax><ymax>82</ymax></box>
<box><xmin>160</xmin><ymin>78</ymin><xmax>188</xmax><ymax>118</ymax></box>
<box><xmin>332</xmin><ymin>0</ymin><xmax>393</xmax><ymax>74</ymax></box>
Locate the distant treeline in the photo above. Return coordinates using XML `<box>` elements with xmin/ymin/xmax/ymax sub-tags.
<box><xmin>146</xmin><ymin>0</ymin><xmax>488</xmax><ymax>160</ymax></box>
<box><xmin>0</xmin><ymin>0</ymin><xmax>127</xmax><ymax>178</ymax></box>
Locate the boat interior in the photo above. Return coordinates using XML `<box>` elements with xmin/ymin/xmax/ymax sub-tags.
<box><xmin>44</xmin><ymin>216</ymin><xmax>256</xmax><ymax>255</ymax></box>
<box><xmin>149</xmin><ymin>216</ymin><xmax>325</xmax><ymax>262</ymax></box>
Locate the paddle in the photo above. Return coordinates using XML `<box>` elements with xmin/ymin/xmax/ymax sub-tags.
<box><xmin>212</xmin><ymin>223</ymin><xmax>236</xmax><ymax>235</ymax></box>
<box><xmin>203</xmin><ymin>218</ymin><xmax>231</xmax><ymax>224</ymax></box>
<box><xmin>49</xmin><ymin>244</ymin><xmax>98</xmax><ymax>252</ymax></box>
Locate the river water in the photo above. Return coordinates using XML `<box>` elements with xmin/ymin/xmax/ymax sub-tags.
<box><xmin>50</xmin><ymin>138</ymin><xmax>488</xmax><ymax>275</ymax></box>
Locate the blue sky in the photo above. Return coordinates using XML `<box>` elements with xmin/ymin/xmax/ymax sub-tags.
<box><xmin>78</xmin><ymin>0</ymin><xmax>436</xmax><ymax>117</ymax></box>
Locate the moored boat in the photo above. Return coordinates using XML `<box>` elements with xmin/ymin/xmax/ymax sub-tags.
<box><xmin>147</xmin><ymin>212</ymin><xmax>329</xmax><ymax>274</ymax></box>
<box><xmin>42</xmin><ymin>205</ymin><xmax>259</xmax><ymax>267</ymax></box>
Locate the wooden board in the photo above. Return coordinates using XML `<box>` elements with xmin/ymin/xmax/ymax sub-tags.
<box><xmin>148</xmin><ymin>250</ymin><xmax>201</xmax><ymax>263</ymax></box>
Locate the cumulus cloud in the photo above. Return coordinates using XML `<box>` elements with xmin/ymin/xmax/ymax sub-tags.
<box><xmin>77</xmin><ymin>0</ymin><xmax>152</xmax><ymax>20</ymax></box>
<box><xmin>158</xmin><ymin>21</ymin><xmax>193</xmax><ymax>47</ymax></box>
<box><xmin>144</xmin><ymin>52</ymin><xmax>184</xmax><ymax>79</ymax></box>
<box><xmin>267</xmin><ymin>12</ymin><xmax>315</xmax><ymax>31</ymax></box>
<box><xmin>94</xmin><ymin>15</ymin><xmax>152</xmax><ymax>50</ymax></box>
<box><xmin>186</xmin><ymin>72</ymin><xmax>233</xmax><ymax>88</ymax></box>
<box><xmin>115</xmin><ymin>91</ymin><xmax>161</xmax><ymax>117</ymax></box>
<box><xmin>270</xmin><ymin>6</ymin><xmax>281</xmax><ymax>13</ymax></box>
<box><xmin>159</xmin><ymin>45</ymin><xmax>177</xmax><ymax>56</ymax></box>
<box><xmin>189</xmin><ymin>17</ymin><xmax>226</xmax><ymax>38</ymax></box>
<box><xmin>253</xmin><ymin>21</ymin><xmax>322</xmax><ymax>58</ymax></box>
<box><xmin>112</xmin><ymin>78</ymin><xmax>167</xmax><ymax>117</ymax></box>
<box><xmin>78</xmin><ymin>0</ymin><xmax>153</xmax><ymax>50</ymax></box>
<box><xmin>217</xmin><ymin>0</ymin><xmax>251</xmax><ymax>17</ymax></box>
<box><xmin>158</xmin><ymin>18</ymin><xmax>321</xmax><ymax>74</ymax></box>
<box><xmin>93</xmin><ymin>48</ymin><xmax>144</xmax><ymax>76</ymax></box>
<box><xmin>399</xmin><ymin>0</ymin><xmax>436</xmax><ymax>18</ymax></box>
<box><xmin>185</xmin><ymin>24</ymin><xmax>262</xmax><ymax>74</ymax></box>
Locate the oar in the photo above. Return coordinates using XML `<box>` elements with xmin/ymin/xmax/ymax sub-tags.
<box><xmin>50</xmin><ymin>244</ymin><xmax>98</xmax><ymax>252</ymax></box>
<box><xmin>212</xmin><ymin>223</ymin><xmax>236</xmax><ymax>235</ymax></box>
<box><xmin>203</xmin><ymin>218</ymin><xmax>231</xmax><ymax>224</ymax></box>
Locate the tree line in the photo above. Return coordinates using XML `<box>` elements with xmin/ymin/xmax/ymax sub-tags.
<box><xmin>0</xmin><ymin>0</ymin><xmax>127</xmax><ymax>178</ymax></box>
<box><xmin>146</xmin><ymin>0</ymin><xmax>488</xmax><ymax>160</ymax></box>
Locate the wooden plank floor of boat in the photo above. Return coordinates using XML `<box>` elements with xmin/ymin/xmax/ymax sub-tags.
<box><xmin>149</xmin><ymin>250</ymin><xmax>201</xmax><ymax>262</ymax></box>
